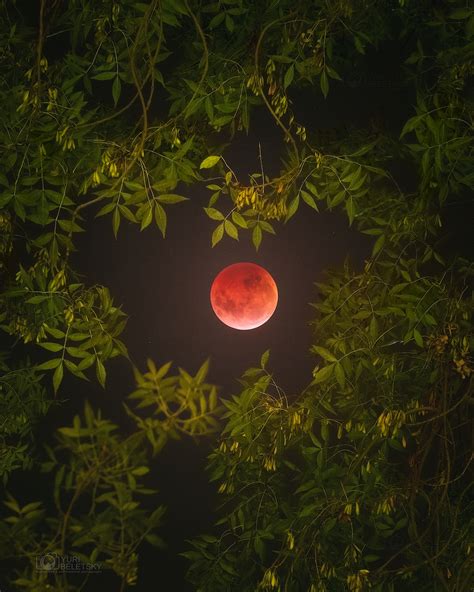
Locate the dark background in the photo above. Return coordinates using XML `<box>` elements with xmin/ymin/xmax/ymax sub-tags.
<box><xmin>4</xmin><ymin>27</ymin><xmax>472</xmax><ymax>590</ymax></box>
<box><xmin>67</xmin><ymin>42</ymin><xmax>408</xmax><ymax>590</ymax></box>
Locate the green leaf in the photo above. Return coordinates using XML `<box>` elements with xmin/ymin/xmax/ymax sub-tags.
<box><xmin>119</xmin><ymin>205</ymin><xmax>136</xmax><ymax>223</ymax></box>
<box><xmin>259</xmin><ymin>220</ymin><xmax>275</xmax><ymax>234</ymax></box>
<box><xmin>370</xmin><ymin>316</ymin><xmax>378</xmax><ymax>340</ymax></box>
<box><xmin>37</xmin><ymin>358</ymin><xmax>62</xmax><ymax>370</ymax></box>
<box><xmin>96</xmin><ymin>202</ymin><xmax>115</xmax><ymax>217</ymax></box>
<box><xmin>285</xmin><ymin>194</ymin><xmax>299</xmax><ymax>222</ymax></box>
<box><xmin>301</xmin><ymin>190</ymin><xmax>319</xmax><ymax>211</ymax></box>
<box><xmin>39</xmin><ymin>342</ymin><xmax>63</xmax><ymax>353</ymax></box>
<box><xmin>53</xmin><ymin>362</ymin><xmax>64</xmax><ymax>394</ymax></box>
<box><xmin>212</xmin><ymin>223</ymin><xmax>224</xmax><ymax>247</ymax></box>
<box><xmin>96</xmin><ymin>358</ymin><xmax>106</xmax><ymax>388</ymax></box>
<box><xmin>305</xmin><ymin>180</ymin><xmax>319</xmax><ymax>197</ymax></box>
<box><xmin>26</xmin><ymin>295</ymin><xmax>49</xmax><ymax>304</ymax></box>
<box><xmin>326</xmin><ymin>66</ymin><xmax>342</xmax><ymax>80</ymax></box>
<box><xmin>57</xmin><ymin>427</ymin><xmax>80</xmax><ymax>438</ymax></box>
<box><xmin>45</xmin><ymin>326</ymin><xmax>64</xmax><ymax>339</ymax></box>
<box><xmin>225</xmin><ymin>13</ymin><xmax>234</xmax><ymax>32</ymax></box>
<box><xmin>157</xmin><ymin>194</ymin><xmax>188</xmax><ymax>204</ymax></box>
<box><xmin>132</xmin><ymin>466</ymin><xmax>150</xmax><ymax>476</ymax></box>
<box><xmin>205</xmin><ymin>96</ymin><xmax>214</xmax><ymax>120</ymax></box>
<box><xmin>312</xmin><ymin>346</ymin><xmax>337</xmax><ymax>362</ymax></box>
<box><xmin>57</xmin><ymin>219</ymin><xmax>84</xmax><ymax>233</ymax></box>
<box><xmin>284</xmin><ymin>64</ymin><xmax>295</xmax><ymax>89</ymax></box>
<box><xmin>200</xmin><ymin>155</ymin><xmax>221</xmax><ymax>169</ymax></box>
<box><xmin>154</xmin><ymin>202</ymin><xmax>167</xmax><ymax>237</ymax></box>
<box><xmin>224</xmin><ymin>219</ymin><xmax>238</xmax><ymax>240</ymax></box>
<box><xmin>209</xmin><ymin>12</ymin><xmax>225</xmax><ymax>29</ymax></box>
<box><xmin>204</xmin><ymin>207</ymin><xmax>224</xmax><ymax>220</ymax></box>
<box><xmin>252</xmin><ymin>224</ymin><xmax>262</xmax><ymax>251</ymax></box>
<box><xmin>335</xmin><ymin>363</ymin><xmax>345</xmax><ymax>388</ymax></box>
<box><xmin>372</xmin><ymin>234</ymin><xmax>385</xmax><ymax>256</ymax></box>
<box><xmin>260</xmin><ymin>349</ymin><xmax>270</xmax><ymax>368</ymax></box>
<box><xmin>140</xmin><ymin>204</ymin><xmax>153</xmax><ymax>230</ymax></box>
<box><xmin>346</xmin><ymin>196</ymin><xmax>355</xmax><ymax>225</ymax></box>
<box><xmin>112</xmin><ymin>208</ymin><xmax>120</xmax><ymax>238</ymax></box>
<box><xmin>64</xmin><ymin>360</ymin><xmax>88</xmax><ymax>380</ymax></box>
<box><xmin>92</xmin><ymin>71</ymin><xmax>116</xmax><ymax>80</ymax></box>
<box><xmin>77</xmin><ymin>355</ymin><xmax>96</xmax><ymax>371</ymax></box>
<box><xmin>231</xmin><ymin>210</ymin><xmax>247</xmax><ymax>228</ymax></box>
<box><xmin>312</xmin><ymin>364</ymin><xmax>334</xmax><ymax>384</ymax></box>
<box><xmin>413</xmin><ymin>328</ymin><xmax>423</xmax><ymax>347</ymax></box>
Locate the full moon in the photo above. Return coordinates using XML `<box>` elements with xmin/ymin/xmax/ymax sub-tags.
<box><xmin>210</xmin><ymin>262</ymin><xmax>278</xmax><ymax>330</ymax></box>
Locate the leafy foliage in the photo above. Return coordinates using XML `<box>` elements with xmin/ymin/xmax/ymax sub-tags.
<box><xmin>0</xmin><ymin>0</ymin><xmax>472</xmax><ymax>590</ymax></box>
<box><xmin>187</xmin><ymin>259</ymin><xmax>473</xmax><ymax>591</ymax></box>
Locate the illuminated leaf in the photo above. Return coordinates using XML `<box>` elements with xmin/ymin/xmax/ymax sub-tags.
<box><xmin>112</xmin><ymin>208</ymin><xmax>120</xmax><ymax>238</ymax></box>
<box><xmin>372</xmin><ymin>234</ymin><xmax>385</xmax><ymax>256</ymax></box>
<box><xmin>154</xmin><ymin>202</ymin><xmax>167</xmax><ymax>237</ymax></box>
<box><xmin>45</xmin><ymin>326</ymin><xmax>64</xmax><ymax>339</ymax></box>
<box><xmin>312</xmin><ymin>364</ymin><xmax>334</xmax><ymax>383</ymax></box>
<box><xmin>96</xmin><ymin>358</ymin><xmax>106</xmax><ymax>388</ymax></box>
<box><xmin>301</xmin><ymin>190</ymin><xmax>319</xmax><ymax>211</ymax></box>
<box><xmin>259</xmin><ymin>220</ymin><xmax>275</xmax><ymax>234</ymax></box>
<box><xmin>132</xmin><ymin>466</ymin><xmax>150</xmax><ymax>476</ymax></box>
<box><xmin>39</xmin><ymin>342</ymin><xmax>63</xmax><ymax>353</ymax></box>
<box><xmin>200</xmin><ymin>155</ymin><xmax>221</xmax><ymax>169</ymax></box>
<box><xmin>26</xmin><ymin>295</ymin><xmax>49</xmax><ymax>304</ymax></box>
<box><xmin>335</xmin><ymin>363</ymin><xmax>345</xmax><ymax>388</ymax></box>
<box><xmin>284</xmin><ymin>64</ymin><xmax>294</xmax><ymax>89</ymax></box>
<box><xmin>285</xmin><ymin>194</ymin><xmax>299</xmax><ymax>222</ymax></box>
<box><xmin>140</xmin><ymin>204</ymin><xmax>153</xmax><ymax>230</ymax></box>
<box><xmin>231</xmin><ymin>210</ymin><xmax>247</xmax><ymax>228</ymax></box>
<box><xmin>212</xmin><ymin>222</ymin><xmax>224</xmax><ymax>247</ymax></box>
<box><xmin>157</xmin><ymin>194</ymin><xmax>188</xmax><ymax>204</ymax></box>
<box><xmin>52</xmin><ymin>362</ymin><xmax>64</xmax><ymax>394</ymax></box>
<box><xmin>37</xmin><ymin>358</ymin><xmax>62</xmax><ymax>370</ymax></box>
<box><xmin>252</xmin><ymin>224</ymin><xmax>262</xmax><ymax>251</ymax></box>
<box><xmin>224</xmin><ymin>219</ymin><xmax>238</xmax><ymax>240</ymax></box>
<box><xmin>92</xmin><ymin>71</ymin><xmax>116</xmax><ymax>80</ymax></box>
<box><xmin>312</xmin><ymin>346</ymin><xmax>337</xmax><ymax>362</ymax></box>
<box><xmin>195</xmin><ymin>359</ymin><xmax>209</xmax><ymax>384</ymax></box>
<box><xmin>119</xmin><ymin>205</ymin><xmax>136</xmax><ymax>223</ymax></box>
<box><xmin>413</xmin><ymin>328</ymin><xmax>423</xmax><ymax>347</ymax></box>
<box><xmin>204</xmin><ymin>207</ymin><xmax>224</xmax><ymax>220</ymax></box>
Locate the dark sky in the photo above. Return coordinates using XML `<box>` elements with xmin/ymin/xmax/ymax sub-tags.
<box><xmin>8</xmin><ymin>31</ymin><xmax>457</xmax><ymax>590</ymax></box>
<box><xmin>65</xmin><ymin>44</ymin><xmax>411</xmax><ymax>589</ymax></box>
<box><xmin>69</xmin><ymin>131</ymin><xmax>372</xmax><ymax>591</ymax></box>
<box><xmin>2</xmin><ymin>4</ymin><xmax>472</xmax><ymax>588</ymax></box>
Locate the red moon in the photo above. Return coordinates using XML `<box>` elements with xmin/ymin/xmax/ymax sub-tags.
<box><xmin>210</xmin><ymin>262</ymin><xmax>278</xmax><ymax>330</ymax></box>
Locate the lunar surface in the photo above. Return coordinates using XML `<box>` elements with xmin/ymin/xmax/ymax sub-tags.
<box><xmin>210</xmin><ymin>262</ymin><xmax>278</xmax><ymax>330</ymax></box>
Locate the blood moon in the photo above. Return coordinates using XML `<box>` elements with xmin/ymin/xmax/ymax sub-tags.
<box><xmin>210</xmin><ymin>262</ymin><xmax>278</xmax><ymax>330</ymax></box>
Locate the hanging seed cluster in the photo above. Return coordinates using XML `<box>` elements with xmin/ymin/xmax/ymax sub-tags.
<box><xmin>234</xmin><ymin>186</ymin><xmax>288</xmax><ymax>220</ymax></box>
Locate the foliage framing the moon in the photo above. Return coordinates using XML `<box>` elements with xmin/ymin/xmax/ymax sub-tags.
<box><xmin>210</xmin><ymin>262</ymin><xmax>278</xmax><ymax>330</ymax></box>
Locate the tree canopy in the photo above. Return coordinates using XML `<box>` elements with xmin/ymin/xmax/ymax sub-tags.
<box><xmin>0</xmin><ymin>0</ymin><xmax>472</xmax><ymax>591</ymax></box>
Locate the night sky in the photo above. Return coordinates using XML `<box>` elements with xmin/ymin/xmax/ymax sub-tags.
<box><xmin>6</xmin><ymin>31</ymin><xmax>470</xmax><ymax>590</ymax></box>
<box><xmin>56</xmin><ymin>41</ymin><xmax>410</xmax><ymax>590</ymax></box>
